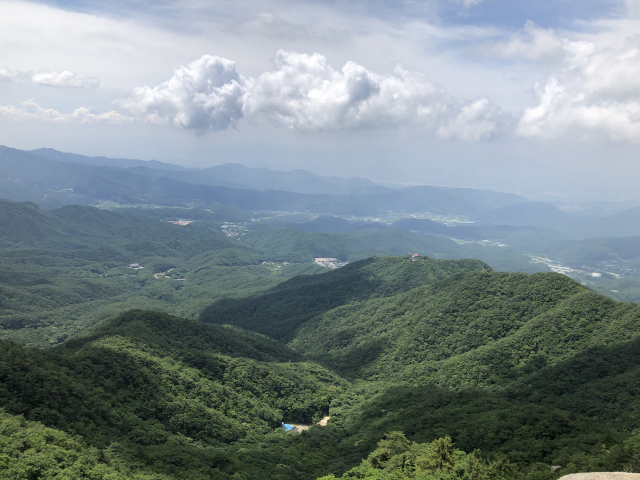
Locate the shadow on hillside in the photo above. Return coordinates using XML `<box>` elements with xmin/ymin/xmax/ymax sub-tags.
<box><xmin>339</xmin><ymin>337</ymin><xmax>640</xmax><ymax>469</ymax></box>
<box><xmin>342</xmin><ymin>382</ymin><xmax>621</xmax><ymax>469</ymax></box>
<box><xmin>199</xmin><ymin>256</ymin><xmax>490</xmax><ymax>343</ymax></box>
<box><xmin>506</xmin><ymin>336</ymin><xmax>640</xmax><ymax>430</ymax></box>
<box><xmin>199</xmin><ymin>258</ymin><xmax>388</xmax><ymax>342</ymax></box>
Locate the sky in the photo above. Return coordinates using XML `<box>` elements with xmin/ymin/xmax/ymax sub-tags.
<box><xmin>1</xmin><ymin>0</ymin><xmax>640</xmax><ymax>201</ymax></box>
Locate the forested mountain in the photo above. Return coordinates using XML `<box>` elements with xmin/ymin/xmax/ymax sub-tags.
<box><xmin>0</xmin><ymin>200</ymin><xmax>325</xmax><ymax>347</ymax></box>
<box><xmin>0</xmin><ymin>199</ymin><xmax>239</xmax><ymax>250</ymax></box>
<box><xmin>11</xmin><ymin>145</ymin><xmax>640</xmax><ymax>240</ymax></box>
<box><xmin>5</xmin><ymin>145</ymin><xmax>640</xmax><ymax>479</ymax></box>
<box><xmin>239</xmin><ymin>227</ymin><xmax>463</xmax><ymax>263</ymax></box>
<box><xmin>525</xmin><ymin>235</ymin><xmax>640</xmax><ymax>265</ymax></box>
<box><xmin>30</xmin><ymin>148</ymin><xmax>384</xmax><ymax>195</ymax></box>
<box><xmin>201</xmin><ymin>256</ymin><xmax>491</xmax><ymax>341</ymax></box>
<box><xmin>0</xmin><ymin>200</ymin><xmax>540</xmax><ymax>348</ymax></box>
<box><xmin>199</xmin><ymin>163</ymin><xmax>387</xmax><ymax>196</ymax></box>
<box><xmin>4</xmin><ymin>257</ymin><xmax>640</xmax><ymax>478</ymax></box>
<box><xmin>477</xmin><ymin>201</ymin><xmax>640</xmax><ymax>238</ymax></box>
<box><xmin>478</xmin><ymin>202</ymin><xmax>570</xmax><ymax>227</ymax></box>
<box><xmin>1</xmin><ymin>146</ymin><xmax>529</xmax><ymax>216</ymax></box>
<box><xmin>205</xmin><ymin>262</ymin><xmax>640</xmax><ymax>477</ymax></box>
<box><xmin>0</xmin><ymin>146</ymin><xmax>342</xmax><ymax>211</ymax></box>
<box><xmin>0</xmin><ymin>310</ymin><xmax>345</xmax><ymax>479</ymax></box>
<box><xmin>290</xmin><ymin>271</ymin><xmax>586</xmax><ymax>378</ymax></box>
<box><xmin>392</xmin><ymin>217</ymin><xmax>560</xmax><ymax>243</ymax></box>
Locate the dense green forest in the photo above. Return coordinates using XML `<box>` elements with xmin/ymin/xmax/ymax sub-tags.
<box><xmin>4</xmin><ymin>169</ymin><xmax>640</xmax><ymax>479</ymax></box>
<box><xmin>0</xmin><ymin>200</ymin><xmax>327</xmax><ymax>347</ymax></box>
<box><xmin>202</xmin><ymin>263</ymin><xmax>640</xmax><ymax>478</ymax></box>
<box><xmin>317</xmin><ymin>432</ymin><xmax>520</xmax><ymax>479</ymax></box>
<box><xmin>0</xmin><ymin>200</ymin><xmax>551</xmax><ymax>347</ymax></box>
<box><xmin>4</xmin><ymin>268</ymin><xmax>640</xmax><ymax>478</ymax></box>
<box><xmin>0</xmin><ymin>310</ymin><xmax>348</xmax><ymax>479</ymax></box>
<box><xmin>201</xmin><ymin>256</ymin><xmax>492</xmax><ymax>341</ymax></box>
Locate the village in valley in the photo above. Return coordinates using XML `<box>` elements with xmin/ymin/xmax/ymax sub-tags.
<box><xmin>314</xmin><ymin>258</ymin><xmax>349</xmax><ymax>269</ymax></box>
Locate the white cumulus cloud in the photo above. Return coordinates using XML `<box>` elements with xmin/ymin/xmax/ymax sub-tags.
<box><xmin>0</xmin><ymin>99</ymin><xmax>129</xmax><ymax>124</ymax></box>
<box><xmin>4</xmin><ymin>51</ymin><xmax>510</xmax><ymax>140</ymax></box>
<box><xmin>31</xmin><ymin>70</ymin><xmax>100</xmax><ymax>88</ymax></box>
<box><xmin>517</xmin><ymin>38</ymin><xmax>640</xmax><ymax>142</ymax></box>
<box><xmin>117</xmin><ymin>55</ymin><xmax>250</xmax><ymax>131</ymax></box>
<box><xmin>0</xmin><ymin>67</ymin><xmax>99</xmax><ymax>87</ymax></box>
<box><xmin>118</xmin><ymin>50</ymin><xmax>508</xmax><ymax>139</ymax></box>
<box><xmin>0</xmin><ymin>67</ymin><xmax>24</xmax><ymax>82</ymax></box>
<box><xmin>479</xmin><ymin>21</ymin><xmax>595</xmax><ymax>66</ymax></box>
<box><xmin>242</xmin><ymin>50</ymin><xmax>508</xmax><ymax>138</ymax></box>
<box><xmin>437</xmin><ymin>98</ymin><xmax>510</xmax><ymax>141</ymax></box>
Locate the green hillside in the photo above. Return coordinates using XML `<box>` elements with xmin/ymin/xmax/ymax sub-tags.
<box><xmin>239</xmin><ymin>227</ymin><xmax>461</xmax><ymax>263</ymax></box>
<box><xmin>202</xmin><ymin>265</ymin><xmax>640</xmax><ymax>476</ymax></box>
<box><xmin>290</xmin><ymin>271</ymin><xmax>586</xmax><ymax>378</ymax></box>
<box><xmin>4</xmin><ymin>256</ymin><xmax>640</xmax><ymax>478</ymax></box>
<box><xmin>0</xmin><ymin>409</ymin><xmax>162</xmax><ymax>480</ymax></box>
<box><xmin>286</xmin><ymin>272</ymin><xmax>640</xmax><ymax>475</ymax></box>
<box><xmin>0</xmin><ymin>310</ymin><xmax>345</xmax><ymax>479</ymax></box>
<box><xmin>4</xmin><ymin>191</ymin><xmax>640</xmax><ymax>479</ymax></box>
<box><xmin>201</xmin><ymin>255</ymin><xmax>491</xmax><ymax>341</ymax></box>
<box><xmin>0</xmin><ymin>201</ymin><xmax>325</xmax><ymax>347</ymax></box>
<box><xmin>0</xmin><ymin>200</ymin><xmax>242</xmax><ymax>251</ymax></box>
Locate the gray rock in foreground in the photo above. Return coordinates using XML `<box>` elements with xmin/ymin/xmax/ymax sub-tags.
<box><xmin>560</xmin><ymin>474</ymin><xmax>640</xmax><ymax>480</ymax></box>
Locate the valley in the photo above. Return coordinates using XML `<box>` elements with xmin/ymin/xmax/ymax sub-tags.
<box><xmin>1</xmin><ymin>149</ymin><xmax>640</xmax><ymax>479</ymax></box>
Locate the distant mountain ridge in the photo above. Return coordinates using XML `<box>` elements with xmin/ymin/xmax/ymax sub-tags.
<box><xmin>30</xmin><ymin>147</ymin><xmax>385</xmax><ymax>195</ymax></box>
<box><xmin>10</xmin><ymin>145</ymin><xmax>640</xmax><ymax>239</ymax></box>
<box><xmin>31</xmin><ymin>147</ymin><xmax>188</xmax><ymax>171</ymax></box>
<box><xmin>200</xmin><ymin>162</ymin><xmax>387</xmax><ymax>195</ymax></box>
<box><xmin>0</xmin><ymin>145</ymin><xmax>531</xmax><ymax>216</ymax></box>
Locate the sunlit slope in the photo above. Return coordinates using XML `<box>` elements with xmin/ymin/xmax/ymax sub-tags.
<box><xmin>0</xmin><ymin>409</ymin><xmax>158</xmax><ymax>480</ymax></box>
<box><xmin>288</xmin><ymin>269</ymin><xmax>640</xmax><ymax>389</ymax></box>
<box><xmin>201</xmin><ymin>255</ymin><xmax>491</xmax><ymax>341</ymax></box>
<box><xmin>294</xmin><ymin>271</ymin><xmax>640</xmax><ymax>470</ymax></box>
<box><xmin>0</xmin><ymin>310</ymin><xmax>343</xmax><ymax>448</ymax></box>
<box><xmin>412</xmin><ymin>289</ymin><xmax>640</xmax><ymax>390</ymax></box>
<box><xmin>290</xmin><ymin>271</ymin><xmax>587</xmax><ymax>377</ymax></box>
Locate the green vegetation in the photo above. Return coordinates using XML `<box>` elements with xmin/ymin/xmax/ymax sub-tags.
<box><xmin>5</xmin><ymin>186</ymin><xmax>640</xmax><ymax>479</ymax></box>
<box><xmin>239</xmin><ymin>227</ymin><xmax>460</xmax><ymax>263</ymax></box>
<box><xmin>318</xmin><ymin>432</ymin><xmax>518</xmax><ymax>479</ymax></box>
<box><xmin>290</xmin><ymin>271</ymin><xmax>586</xmax><ymax>378</ymax></box>
<box><xmin>0</xmin><ymin>410</ymin><xmax>164</xmax><ymax>479</ymax></box>
<box><xmin>201</xmin><ymin>255</ymin><xmax>491</xmax><ymax>341</ymax></box>
<box><xmin>0</xmin><ymin>310</ymin><xmax>346</xmax><ymax>479</ymax></box>
<box><xmin>0</xmin><ymin>200</ymin><xmax>324</xmax><ymax>347</ymax></box>
<box><xmin>205</xmin><ymin>264</ymin><xmax>640</xmax><ymax>476</ymax></box>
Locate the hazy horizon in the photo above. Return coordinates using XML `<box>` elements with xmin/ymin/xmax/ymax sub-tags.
<box><xmin>2</xmin><ymin>0</ymin><xmax>640</xmax><ymax>201</ymax></box>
